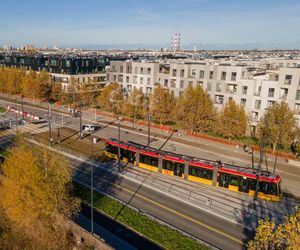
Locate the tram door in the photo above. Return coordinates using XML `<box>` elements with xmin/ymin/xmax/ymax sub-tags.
<box><xmin>174</xmin><ymin>162</ymin><xmax>184</xmax><ymax>177</ymax></box>
<box><xmin>238</xmin><ymin>177</ymin><xmax>249</xmax><ymax>193</ymax></box>
<box><xmin>218</xmin><ymin>173</ymin><xmax>229</xmax><ymax>188</ymax></box>
<box><xmin>127</xmin><ymin>151</ymin><xmax>135</xmax><ymax>164</ymax></box>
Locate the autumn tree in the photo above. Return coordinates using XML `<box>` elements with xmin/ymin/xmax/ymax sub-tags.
<box><xmin>149</xmin><ymin>84</ymin><xmax>176</xmax><ymax>125</ymax></box>
<box><xmin>175</xmin><ymin>84</ymin><xmax>216</xmax><ymax>132</ymax></box>
<box><xmin>97</xmin><ymin>82</ymin><xmax>123</xmax><ymax>114</ymax></box>
<box><xmin>247</xmin><ymin>208</ymin><xmax>300</xmax><ymax>250</ymax></box>
<box><xmin>218</xmin><ymin>99</ymin><xmax>248</xmax><ymax>138</ymax></box>
<box><xmin>80</xmin><ymin>78</ymin><xmax>99</xmax><ymax>107</ymax></box>
<box><xmin>122</xmin><ymin>88</ymin><xmax>145</xmax><ymax>120</ymax></box>
<box><xmin>61</xmin><ymin>77</ymin><xmax>82</xmax><ymax>110</ymax></box>
<box><xmin>0</xmin><ymin>139</ymin><xmax>80</xmax><ymax>249</ymax></box>
<box><xmin>257</xmin><ymin>101</ymin><xmax>296</xmax><ymax>152</ymax></box>
<box><xmin>22</xmin><ymin>70</ymin><xmax>40</xmax><ymax>99</ymax></box>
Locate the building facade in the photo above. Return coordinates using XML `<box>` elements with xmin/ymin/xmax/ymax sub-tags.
<box><xmin>107</xmin><ymin>59</ymin><xmax>300</xmax><ymax>131</ymax></box>
<box><xmin>0</xmin><ymin>53</ymin><xmax>110</xmax><ymax>89</ymax></box>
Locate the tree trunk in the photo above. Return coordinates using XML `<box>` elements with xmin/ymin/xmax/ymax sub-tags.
<box><xmin>272</xmin><ymin>142</ymin><xmax>277</xmax><ymax>154</ymax></box>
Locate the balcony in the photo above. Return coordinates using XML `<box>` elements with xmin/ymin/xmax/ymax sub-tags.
<box><xmin>226</xmin><ymin>89</ymin><xmax>237</xmax><ymax>94</ymax></box>
<box><xmin>254</xmin><ymin>92</ymin><xmax>261</xmax><ymax>96</ymax></box>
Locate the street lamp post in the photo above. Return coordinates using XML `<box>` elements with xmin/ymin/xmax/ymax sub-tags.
<box><xmin>48</xmin><ymin>103</ymin><xmax>53</xmax><ymax>146</ymax></box>
<box><xmin>79</xmin><ymin>105</ymin><xmax>83</xmax><ymax>139</ymax></box>
<box><xmin>147</xmin><ymin>114</ymin><xmax>152</xmax><ymax>147</ymax></box>
<box><xmin>91</xmin><ymin>137</ymin><xmax>96</xmax><ymax>234</ymax></box>
<box><xmin>21</xmin><ymin>95</ymin><xmax>24</xmax><ymax>121</ymax></box>
<box><xmin>118</xmin><ymin>117</ymin><xmax>122</xmax><ymax>171</ymax></box>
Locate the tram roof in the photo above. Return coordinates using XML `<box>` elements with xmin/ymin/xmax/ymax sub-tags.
<box><xmin>106</xmin><ymin>138</ymin><xmax>279</xmax><ymax>180</ymax></box>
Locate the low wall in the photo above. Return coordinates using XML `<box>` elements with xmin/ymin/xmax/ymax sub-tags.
<box><xmin>67</xmin><ymin>220</ymin><xmax>112</xmax><ymax>250</ymax></box>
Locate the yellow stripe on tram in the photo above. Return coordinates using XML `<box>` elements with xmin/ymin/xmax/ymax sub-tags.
<box><xmin>103</xmin><ymin>180</ymin><xmax>244</xmax><ymax>245</ymax></box>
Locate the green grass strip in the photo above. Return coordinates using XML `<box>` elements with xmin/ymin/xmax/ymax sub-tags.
<box><xmin>74</xmin><ymin>183</ymin><xmax>210</xmax><ymax>250</ymax></box>
<box><xmin>0</xmin><ymin>107</ymin><xmax>6</xmax><ymax>113</ymax></box>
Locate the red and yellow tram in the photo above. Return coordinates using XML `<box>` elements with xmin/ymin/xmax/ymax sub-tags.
<box><xmin>104</xmin><ymin>138</ymin><xmax>281</xmax><ymax>201</ymax></box>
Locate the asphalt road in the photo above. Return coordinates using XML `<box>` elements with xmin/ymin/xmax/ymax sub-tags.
<box><xmin>71</xmin><ymin>159</ymin><xmax>246</xmax><ymax>250</ymax></box>
<box><xmin>1</xmin><ymin>110</ymin><xmax>298</xmax><ymax>250</ymax></box>
<box><xmin>1</xmin><ymin>98</ymin><xmax>300</xmax><ymax>197</ymax></box>
<box><xmin>0</xmin><ymin>125</ymin><xmax>244</xmax><ymax>250</ymax></box>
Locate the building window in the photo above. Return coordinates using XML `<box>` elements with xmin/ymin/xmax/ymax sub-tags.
<box><xmin>133</xmin><ymin>76</ymin><xmax>137</xmax><ymax>84</ymax></box>
<box><xmin>147</xmin><ymin>78</ymin><xmax>151</xmax><ymax>85</ymax></box>
<box><xmin>197</xmin><ymin>81</ymin><xmax>203</xmax><ymax>87</ymax></box>
<box><xmin>140</xmin><ymin>68</ymin><xmax>144</xmax><ymax>74</ymax></box>
<box><xmin>240</xmin><ymin>98</ymin><xmax>246</xmax><ymax>107</ymax></box>
<box><xmin>296</xmin><ymin>90</ymin><xmax>300</xmax><ymax>100</ymax></box>
<box><xmin>285</xmin><ymin>75</ymin><xmax>292</xmax><ymax>85</ymax></box>
<box><xmin>180</xmin><ymin>69</ymin><xmax>185</xmax><ymax>77</ymax></box>
<box><xmin>120</xmin><ymin>66</ymin><xmax>123</xmax><ymax>72</ymax></box>
<box><xmin>199</xmin><ymin>70</ymin><xmax>204</xmax><ymax>79</ymax></box>
<box><xmin>191</xmin><ymin>69</ymin><xmax>196</xmax><ymax>78</ymax></box>
<box><xmin>255</xmin><ymin>100</ymin><xmax>261</xmax><ymax>109</ymax></box>
<box><xmin>207</xmin><ymin>82</ymin><xmax>212</xmax><ymax>91</ymax></box>
<box><xmin>164</xmin><ymin>79</ymin><xmax>168</xmax><ymax>87</ymax></box>
<box><xmin>209</xmin><ymin>71</ymin><xmax>214</xmax><ymax>79</ymax></box>
<box><xmin>231</xmin><ymin>72</ymin><xmax>237</xmax><ymax>81</ymax></box>
<box><xmin>242</xmin><ymin>86</ymin><xmax>248</xmax><ymax>95</ymax></box>
<box><xmin>295</xmin><ymin>103</ymin><xmax>300</xmax><ymax>112</ymax></box>
<box><xmin>147</xmin><ymin>68</ymin><xmax>151</xmax><ymax>74</ymax></box>
<box><xmin>118</xmin><ymin>75</ymin><xmax>123</xmax><ymax>82</ymax></box>
<box><xmin>113</xmin><ymin>75</ymin><xmax>116</xmax><ymax>81</ymax></box>
<box><xmin>216</xmin><ymin>83</ymin><xmax>221</xmax><ymax>92</ymax></box>
<box><xmin>135</xmin><ymin>67</ymin><xmax>138</xmax><ymax>74</ymax></box>
<box><xmin>180</xmin><ymin>80</ymin><xmax>184</xmax><ymax>88</ymax></box>
<box><xmin>214</xmin><ymin>95</ymin><xmax>224</xmax><ymax>104</ymax></box>
<box><xmin>140</xmin><ymin>77</ymin><xmax>143</xmax><ymax>84</ymax></box>
<box><xmin>126</xmin><ymin>76</ymin><xmax>129</xmax><ymax>83</ymax></box>
<box><xmin>172</xmin><ymin>69</ymin><xmax>177</xmax><ymax>77</ymax></box>
<box><xmin>171</xmin><ymin>79</ymin><xmax>176</xmax><ymax>88</ymax></box>
<box><xmin>268</xmin><ymin>88</ymin><xmax>275</xmax><ymax>98</ymax></box>
<box><xmin>221</xmin><ymin>72</ymin><xmax>226</xmax><ymax>80</ymax></box>
<box><xmin>267</xmin><ymin>100</ymin><xmax>275</xmax><ymax>108</ymax></box>
<box><xmin>280</xmin><ymin>88</ymin><xmax>288</xmax><ymax>99</ymax></box>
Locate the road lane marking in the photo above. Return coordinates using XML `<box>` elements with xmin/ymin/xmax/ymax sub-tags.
<box><xmin>100</xmin><ymin>179</ymin><xmax>244</xmax><ymax>245</ymax></box>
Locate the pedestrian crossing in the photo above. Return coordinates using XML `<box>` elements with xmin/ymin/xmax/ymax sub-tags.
<box><xmin>0</xmin><ymin>121</ymin><xmax>49</xmax><ymax>146</ymax></box>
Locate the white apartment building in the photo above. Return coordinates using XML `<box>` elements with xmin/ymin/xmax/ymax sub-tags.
<box><xmin>51</xmin><ymin>72</ymin><xmax>106</xmax><ymax>91</ymax></box>
<box><xmin>107</xmin><ymin>59</ymin><xmax>300</xmax><ymax>132</ymax></box>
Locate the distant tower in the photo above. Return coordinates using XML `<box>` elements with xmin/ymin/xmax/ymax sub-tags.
<box><xmin>171</xmin><ymin>33</ymin><xmax>181</xmax><ymax>51</ymax></box>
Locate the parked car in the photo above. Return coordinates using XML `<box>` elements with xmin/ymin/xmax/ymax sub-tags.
<box><xmin>82</xmin><ymin>124</ymin><xmax>96</xmax><ymax>132</ymax></box>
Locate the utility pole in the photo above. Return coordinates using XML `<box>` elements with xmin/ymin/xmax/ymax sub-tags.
<box><xmin>15</xmin><ymin>97</ymin><xmax>18</xmax><ymax>133</ymax></box>
<box><xmin>147</xmin><ymin>115</ymin><xmax>152</xmax><ymax>147</ymax></box>
<box><xmin>79</xmin><ymin>105</ymin><xmax>83</xmax><ymax>139</ymax></box>
<box><xmin>91</xmin><ymin>137</ymin><xmax>96</xmax><ymax>234</ymax></box>
<box><xmin>273</xmin><ymin>129</ymin><xmax>282</xmax><ymax>175</ymax></box>
<box><xmin>48</xmin><ymin>103</ymin><xmax>53</xmax><ymax>146</ymax></box>
<box><xmin>21</xmin><ymin>95</ymin><xmax>24</xmax><ymax>121</ymax></box>
<box><xmin>133</xmin><ymin>106</ymin><xmax>135</xmax><ymax>129</ymax></box>
<box><xmin>57</xmin><ymin>128</ymin><xmax>60</xmax><ymax>144</ymax></box>
<box><xmin>118</xmin><ymin>117</ymin><xmax>121</xmax><ymax>171</ymax></box>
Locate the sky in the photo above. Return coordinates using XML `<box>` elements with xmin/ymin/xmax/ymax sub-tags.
<box><xmin>1</xmin><ymin>0</ymin><xmax>300</xmax><ymax>49</ymax></box>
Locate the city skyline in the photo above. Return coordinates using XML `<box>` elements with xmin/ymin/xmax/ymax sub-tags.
<box><xmin>1</xmin><ymin>0</ymin><xmax>300</xmax><ymax>49</ymax></box>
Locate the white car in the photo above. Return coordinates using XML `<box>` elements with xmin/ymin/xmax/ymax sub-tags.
<box><xmin>82</xmin><ymin>124</ymin><xmax>96</xmax><ymax>132</ymax></box>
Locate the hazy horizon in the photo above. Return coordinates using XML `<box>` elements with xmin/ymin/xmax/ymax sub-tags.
<box><xmin>1</xmin><ymin>0</ymin><xmax>300</xmax><ymax>50</ymax></box>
